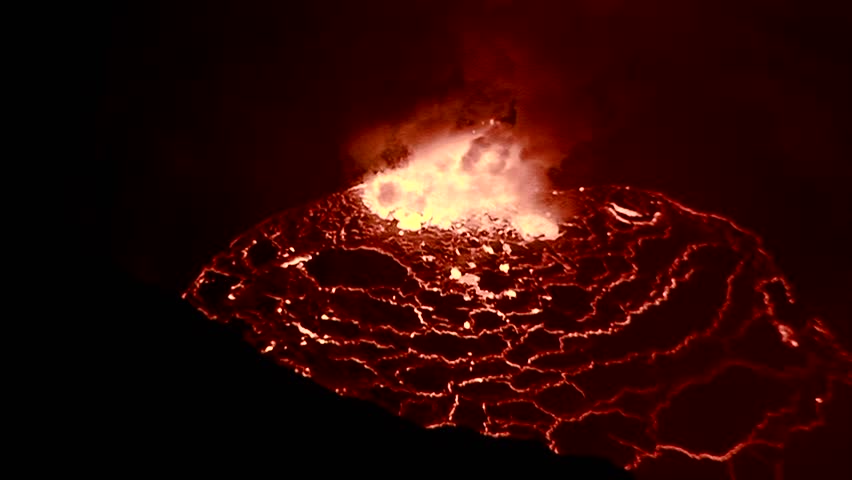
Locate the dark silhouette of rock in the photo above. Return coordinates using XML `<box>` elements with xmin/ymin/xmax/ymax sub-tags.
<box><xmin>71</xmin><ymin>263</ymin><xmax>630</xmax><ymax>478</ymax></box>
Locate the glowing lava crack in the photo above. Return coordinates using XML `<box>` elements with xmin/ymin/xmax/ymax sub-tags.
<box><xmin>186</xmin><ymin>184</ymin><xmax>850</xmax><ymax>477</ymax></box>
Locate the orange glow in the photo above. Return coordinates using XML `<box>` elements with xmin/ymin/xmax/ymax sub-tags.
<box><xmin>187</xmin><ymin>183</ymin><xmax>852</xmax><ymax>476</ymax></box>
<box><xmin>359</xmin><ymin>126</ymin><xmax>559</xmax><ymax>239</ymax></box>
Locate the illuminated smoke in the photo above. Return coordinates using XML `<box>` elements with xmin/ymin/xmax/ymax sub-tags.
<box><xmin>359</xmin><ymin>122</ymin><xmax>560</xmax><ymax>240</ymax></box>
<box><xmin>342</xmin><ymin>2</ymin><xmax>604</xmax><ymax>234</ymax></box>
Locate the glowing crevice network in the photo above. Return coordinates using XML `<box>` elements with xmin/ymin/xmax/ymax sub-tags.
<box><xmin>185</xmin><ymin>133</ymin><xmax>851</xmax><ymax>480</ymax></box>
<box><xmin>185</xmin><ymin>182</ymin><xmax>851</xmax><ymax>480</ymax></box>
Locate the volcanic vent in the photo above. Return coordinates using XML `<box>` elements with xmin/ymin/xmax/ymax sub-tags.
<box><xmin>185</xmin><ymin>129</ymin><xmax>851</xmax><ymax>478</ymax></box>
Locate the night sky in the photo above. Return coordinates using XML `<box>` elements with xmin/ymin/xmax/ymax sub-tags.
<box><xmin>68</xmin><ymin>0</ymin><xmax>851</xmax><ymax>472</ymax></box>
<box><xmin>82</xmin><ymin>1</ymin><xmax>850</xmax><ymax>339</ymax></box>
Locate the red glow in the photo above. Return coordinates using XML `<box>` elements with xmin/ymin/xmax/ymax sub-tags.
<box><xmin>185</xmin><ymin>185</ymin><xmax>850</xmax><ymax>478</ymax></box>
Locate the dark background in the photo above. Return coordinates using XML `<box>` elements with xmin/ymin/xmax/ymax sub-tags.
<box><xmin>81</xmin><ymin>0</ymin><xmax>850</xmax><ymax>339</ymax></box>
<box><xmin>61</xmin><ymin>0</ymin><xmax>851</xmax><ymax>474</ymax></box>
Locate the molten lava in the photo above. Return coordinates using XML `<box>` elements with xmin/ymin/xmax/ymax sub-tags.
<box><xmin>360</xmin><ymin>124</ymin><xmax>559</xmax><ymax>239</ymax></box>
<box><xmin>185</xmin><ymin>130</ymin><xmax>851</xmax><ymax>479</ymax></box>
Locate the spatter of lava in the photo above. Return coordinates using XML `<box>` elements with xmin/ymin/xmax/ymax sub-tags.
<box><xmin>186</xmin><ymin>186</ymin><xmax>850</xmax><ymax>477</ymax></box>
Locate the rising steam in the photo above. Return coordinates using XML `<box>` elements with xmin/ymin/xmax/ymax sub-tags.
<box><xmin>358</xmin><ymin>121</ymin><xmax>560</xmax><ymax>239</ymax></box>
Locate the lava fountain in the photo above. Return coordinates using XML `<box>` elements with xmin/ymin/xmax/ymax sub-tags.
<box><xmin>184</xmin><ymin>122</ymin><xmax>851</xmax><ymax>478</ymax></box>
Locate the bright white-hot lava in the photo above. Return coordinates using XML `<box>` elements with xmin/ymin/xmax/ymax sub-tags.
<box><xmin>359</xmin><ymin>126</ymin><xmax>559</xmax><ymax>239</ymax></box>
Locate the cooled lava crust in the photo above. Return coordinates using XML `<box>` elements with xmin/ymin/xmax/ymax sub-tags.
<box><xmin>185</xmin><ymin>185</ymin><xmax>850</xmax><ymax>477</ymax></box>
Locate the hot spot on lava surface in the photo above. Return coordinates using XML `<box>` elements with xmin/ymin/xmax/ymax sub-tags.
<box><xmin>184</xmin><ymin>185</ymin><xmax>851</xmax><ymax>478</ymax></box>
